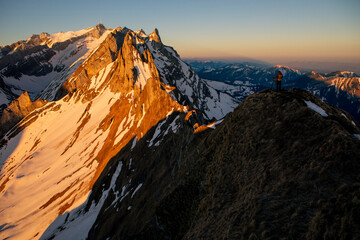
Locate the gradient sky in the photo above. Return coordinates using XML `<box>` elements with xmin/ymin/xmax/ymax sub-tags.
<box><xmin>0</xmin><ymin>0</ymin><xmax>359</xmax><ymax>71</ymax></box>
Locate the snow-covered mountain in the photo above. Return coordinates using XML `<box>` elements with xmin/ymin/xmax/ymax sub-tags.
<box><xmin>187</xmin><ymin>61</ymin><xmax>360</xmax><ymax>123</ymax></box>
<box><xmin>0</xmin><ymin>24</ymin><xmax>110</xmax><ymax>102</ymax></box>
<box><xmin>0</xmin><ymin>25</ymin><xmax>236</xmax><ymax>240</ymax></box>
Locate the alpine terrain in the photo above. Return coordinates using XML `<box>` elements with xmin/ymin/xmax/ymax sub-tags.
<box><xmin>0</xmin><ymin>25</ymin><xmax>359</xmax><ymax>240</ymax></box>
<box><xmin>0</xmin><ymin>25</ymin><xmax>235</xmax><ymax>240</ymax></box>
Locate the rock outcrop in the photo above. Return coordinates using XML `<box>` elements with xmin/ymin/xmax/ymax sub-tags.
<box><xmin>149</xmin><ymin>28</ymin><xmax>162</xmax><ymax>43</ymax></box>
<box><xmin>0</xmin><ymin>91</ymin><xmax>47</xmax><ymax>137</ymax></box>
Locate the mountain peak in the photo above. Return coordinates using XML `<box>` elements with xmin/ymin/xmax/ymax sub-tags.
<box><xmin>88</xmin><ymin>23</ymin><xmax>107</xmax><ymax>39</ymax></box>
<box><xmin>95</xmin><ymin>23</ymin><xmax>106</xmax><ymax>29</ymax></box>
<box><xmin>149</xmin><ymin>28</ymin><xmax>162</xmax><ymax>43</ymax></box>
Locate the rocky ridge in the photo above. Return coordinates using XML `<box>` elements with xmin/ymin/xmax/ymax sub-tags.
<box><xmin>42</xmin><ymin>89</ymin><xmax>360</xmax><ymax>240</ymax></box>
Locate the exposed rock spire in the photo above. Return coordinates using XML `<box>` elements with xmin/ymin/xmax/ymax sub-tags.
<box><xmin>149</xmin><ymin>28</ymin><xmax>162</xmax><ymax>43</ymax></box>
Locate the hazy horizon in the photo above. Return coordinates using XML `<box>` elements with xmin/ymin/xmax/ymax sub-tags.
<box><xmin>0</xmin><ymin>0</ymin><xmax>359</xmax><ymax>74</ymax></box>
<box><xmin>184</xmin><ymin>57</ymin><xmax>360</xmax><ymax>75</ymax></box>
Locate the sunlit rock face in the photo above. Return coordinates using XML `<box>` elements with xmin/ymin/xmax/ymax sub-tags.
<box><xmin>0</xmin><ymin>25</ymin><xmax>236</xmax><ymax>240</ymax></box>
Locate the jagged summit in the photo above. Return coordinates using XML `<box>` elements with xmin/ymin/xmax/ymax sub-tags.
<box><xmin>41</xmin><ymin>88</ymin><xmax>360</xmax><ymax>239</ymax></box>
<box><xmin>0</xmin><ymin>25</ymin><xmax>235</xmax><ymax>240</ymax></box>
<box><xmin>149</xmin><ymin>28</ymin><xmax>162</xmax><ymax>43</ymax></box>
<box><xmin>95</xmin><ymin>23</ymin><xmax>106</xmax><ymax>30</ymax></box>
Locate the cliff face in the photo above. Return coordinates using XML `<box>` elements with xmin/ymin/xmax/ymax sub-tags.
<box><xmin>42</xmin><ymin>89</ymin><xmax>360</xmax><ymax>240</ymax></box>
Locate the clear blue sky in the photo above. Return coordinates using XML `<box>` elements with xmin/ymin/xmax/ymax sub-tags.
<box><xmin>1</xmin><ymin>0</ymin><xmax>359</xmax><ymax>71</ymax></box>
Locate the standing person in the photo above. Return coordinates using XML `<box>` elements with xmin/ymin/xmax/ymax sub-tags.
<box><xmin>276</xmin><ymin>71</ymin><xmax>283</xmax><ymax>91</ymax></box>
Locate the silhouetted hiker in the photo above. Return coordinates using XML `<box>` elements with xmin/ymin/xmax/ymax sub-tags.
<box><xmin>276</xmin><ymin>71</ymin><xmax>283</xmax><ymax>91</ymax></box>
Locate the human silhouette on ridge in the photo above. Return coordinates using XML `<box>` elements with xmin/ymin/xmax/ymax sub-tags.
<box><xmin>276</xmin><ymin>71</ymin><xmax>283</xmax><ymax>91</ymax></box>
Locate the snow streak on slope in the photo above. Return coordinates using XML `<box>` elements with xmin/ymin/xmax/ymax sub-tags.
<box><xmin>133</xmin><ymin>49</ymin><xmax>152</xmax><ymax>91</ymax></box>
<box><xmin>304</xmin><ymin>100</ymin><xmax>328</xmax><ymax>117</ymax></box>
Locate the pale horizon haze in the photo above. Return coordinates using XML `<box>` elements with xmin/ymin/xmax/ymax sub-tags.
<box><xmin>0</xmin><ymin>0</ymin><xmax>359</xmax><ymax>73</ymax></box>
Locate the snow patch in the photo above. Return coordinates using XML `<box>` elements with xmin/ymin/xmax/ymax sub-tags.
<box><xmin>304</xmin><ymin>100</ymin><xmax>328</xmax><ymax>117</ymax></box>
<box><xmin>148</xmin><ymin>119</ymin><xmax>167</xmax><ymax>147</ymax></box>
<box><xmin>354</xmin><ymin>134</ymin><xmax>360</xmax><ymax>140</ymax></box>
<box><xmin>131</xmin><ymin>137</ymin><xmax>137</xmax><ymax>150</ymax></box>
<box><xmin>89</xmin><ymin>62</ymin><xmax>114</xmax><ymax>90</ymax></box>
<box><xmin>208</xmin><ymin>119</ymin><xmax>224</xmax><ymax>129</ymax></box>
<box><xmin>113</xmin><ymin>107</ymin><xmax>136</xmax><ymax>146</ymax></box>
<box><xmin>131</xmin><ymin>183</ymin><xmax>143</xmax><ymax>198</ymax></box>
<box><xmin>164</xmin><ymin>116</ymin><xmax>180</xmax><ymax>136</ymax></box>
<box><xmin>133</xmin><ymin>51</ymin><xmax>152</xmax><ymax>91</ymax></box>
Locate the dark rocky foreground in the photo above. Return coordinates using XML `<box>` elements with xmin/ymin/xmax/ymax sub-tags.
<box><xmin>46</xmin><ymin>89</ymin><xmax>360</xmax><ymax>240</ymax></box>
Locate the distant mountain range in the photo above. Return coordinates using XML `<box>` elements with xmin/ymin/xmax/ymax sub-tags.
<box><xmin>187</xmin><ymin>60</ymin><xmax>360</xmax><ymax>123</ymax></box>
